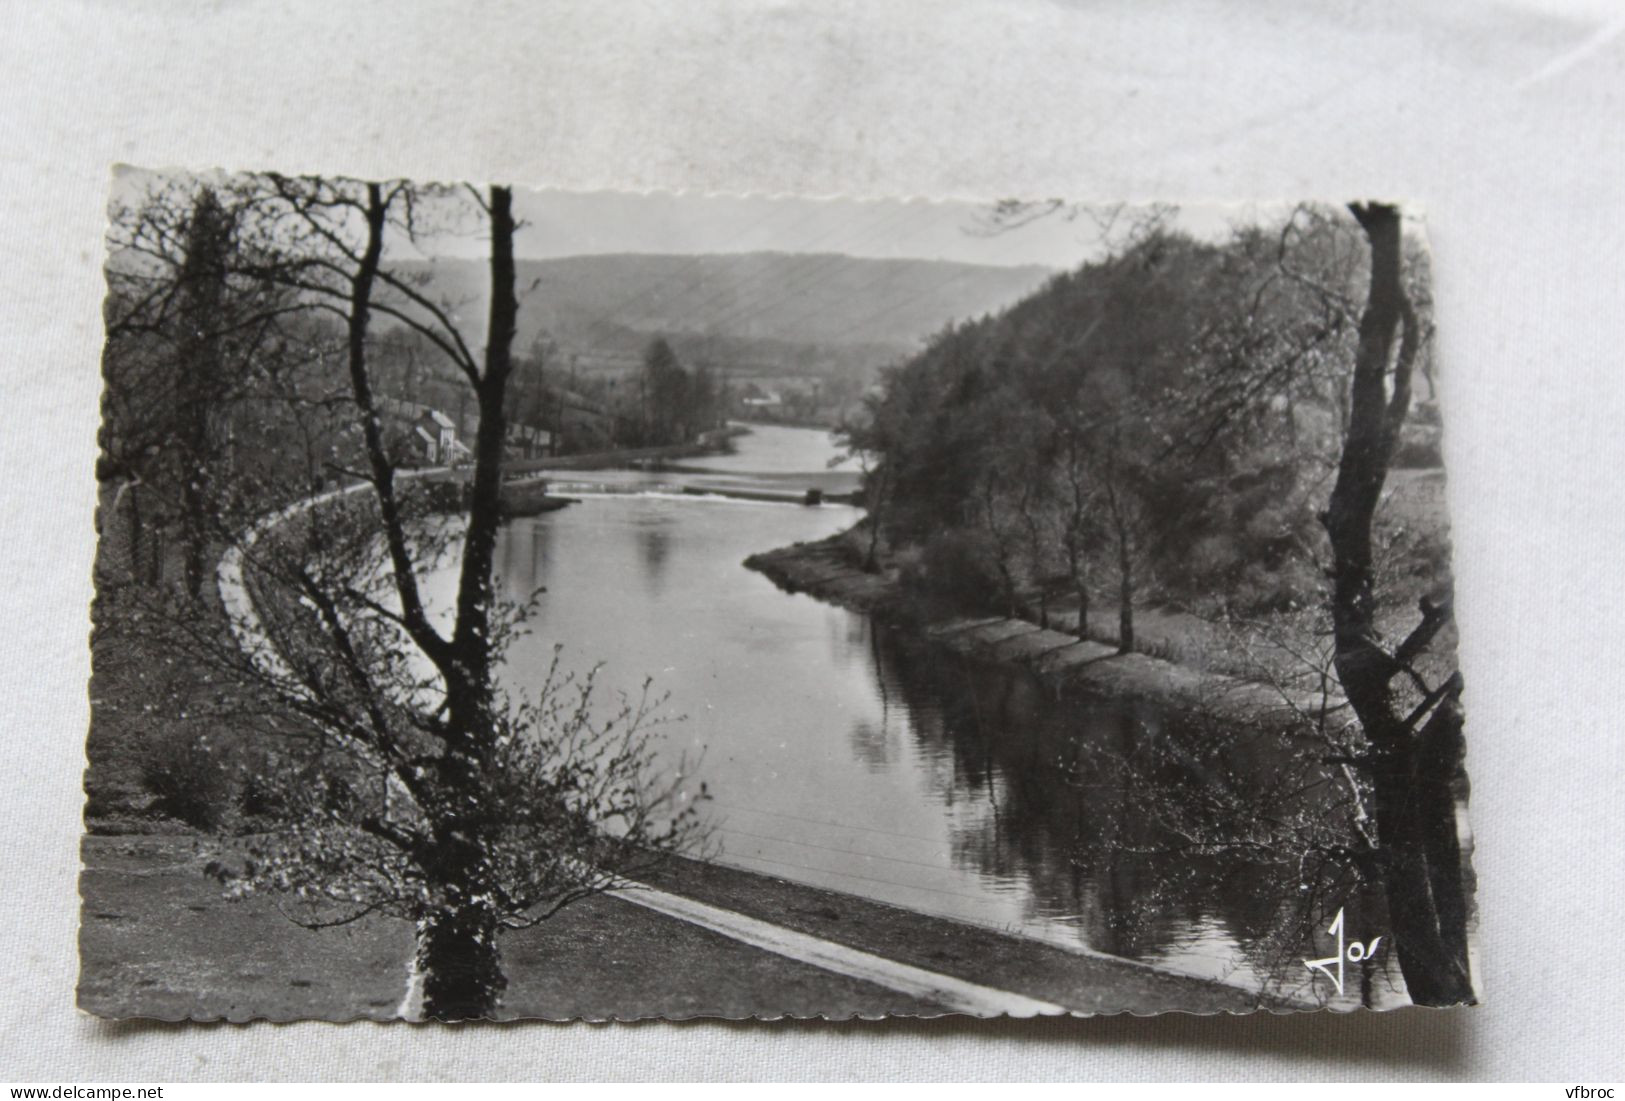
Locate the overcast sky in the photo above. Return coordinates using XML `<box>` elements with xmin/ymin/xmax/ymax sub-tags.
<box><xmin>111</xmin><ymin>167</ymin><xmax>1299</xmax><ymax>272</ymax></box>
<box><xmin>478</xmin><ymin>190</ymin><xmax>1286</xmax><ymax>270</ymax></box>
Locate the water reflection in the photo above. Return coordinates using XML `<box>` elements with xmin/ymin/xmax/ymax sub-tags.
<box><xmin>445</xmin><ymin>426</ymin><xmax>1399</xmax><ymax>1005</ymax></box>
<box><xmin>632</xmin><ymin>512</ymin><xmax>674</xmax><ymax>598</ymax></box>
<box><xmin>864</xmin><ymin>622</ymin><xmax>1399</xmax><ymax>1003</ymax></box>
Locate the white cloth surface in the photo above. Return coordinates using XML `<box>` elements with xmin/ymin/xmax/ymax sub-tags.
<box><xmin>0</xmin><ymin>0</ymin><xmax>1621</xmax><ymax>1082</ymax></box>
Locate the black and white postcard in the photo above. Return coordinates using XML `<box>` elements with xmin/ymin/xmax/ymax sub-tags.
<box><xmin>79</xmin><ymin>170</ymin><xmax>1478</xmax><ymax>1021</ymax></box>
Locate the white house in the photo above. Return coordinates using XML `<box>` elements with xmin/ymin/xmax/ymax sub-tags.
<box><xmin>411</xmin><ymin>424</ymin><xmax>438</xmax><ymax>463</ymax></box>
<box><xmin>414</xmin><ymin>408</ymin><xmax>458</xmax><ymax>464</ymax></box>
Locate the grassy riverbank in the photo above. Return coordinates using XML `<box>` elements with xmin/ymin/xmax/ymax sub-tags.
<box><xmin>80</xmin><ymin>834</ymin><xmax>1275</xmax><ymax>1020</ymax></box>
<box><xmin>753</xmin><ymin>467</ymin><xmax>1454</xmax><ymax>703</ymax></box>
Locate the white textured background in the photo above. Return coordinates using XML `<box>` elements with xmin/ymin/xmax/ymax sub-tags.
<box><xmin>1</xmin><ymin>0</ymin><xmax>1621</xmax><ymax>1082</ymax></box>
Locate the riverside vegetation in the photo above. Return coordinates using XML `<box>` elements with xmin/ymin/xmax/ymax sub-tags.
<box><xmin>823</xmin><ymin>203</ymin><xmax>1473</xmax><ymax>1006</ymax></box>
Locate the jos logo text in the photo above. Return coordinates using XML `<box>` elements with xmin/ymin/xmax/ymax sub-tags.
<box><xmin>1303</xmin><ymin>907</ymin><xmax>1382</xmax><ymax>996</ymax></box>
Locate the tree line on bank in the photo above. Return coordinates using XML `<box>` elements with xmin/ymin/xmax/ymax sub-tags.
<box><xmin>614</xmin><ymin>336</ymin><xmax>728</xmax><ymax>448</ymax></box>
<box><xmin>844</xmin><ymin>206</ymin><xmax>1443</xmax><ymax>646</ymax></box>
<box><xmin>99</xmin><ymin>199</ymin><xmax>738</xmax><ymax>603</ymax></box>
<box><xmin>371</xmin><ymin>328</ymin><xmax>734</xmax><ymax>457</ymax></box>
<box><xmin>842</xmin><ymin>203</ymin><xmax>1473</xmax><ymax>1006</ymax></box>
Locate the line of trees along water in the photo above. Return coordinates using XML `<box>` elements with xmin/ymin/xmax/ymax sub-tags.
<box><xmin>841</xmin><ymin>203</ymin><xmax>1472</xmax><ymax>1006</ymax></box>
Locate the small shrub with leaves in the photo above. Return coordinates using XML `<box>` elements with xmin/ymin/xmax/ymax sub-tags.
<box><xmin>140</xmin><ymin>729</ymin><xmax>235</xmax><ymax>832</ymax></box>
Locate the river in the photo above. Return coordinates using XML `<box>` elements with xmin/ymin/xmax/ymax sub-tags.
<box><xmin>426</xmin><ymin>422</ymin><xmax>1396</xmax><ymax>1007</ymax></box>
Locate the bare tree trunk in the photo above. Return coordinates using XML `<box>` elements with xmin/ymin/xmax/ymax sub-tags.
<box><xmin>330</xmin><ymin>183</ymin><xmax>523</xmax><ymax>1014</ymax></box>
<box><xmin>451</xmin><ymin>187</ymin><xmax>516</xmax><ymax>663</ymax></box>
<box><xmin>1104</xmin><ymin>471</ymin><xmax>1134</xmax><ymax>654</ymax></box>
<box><xmin>416</xmin><ymin>895</ymin><xmax>505</xmax><ymax>1022</ymax></box>
<box><xmin>1364</xmin><ymin>685</ymin><xmax>1471</xmax><ymax>1004</ymax></box>
<box><xmin>975</xmin><ymin>478</ymin><xmax>1020</xmax><ymax>615</ymax></box>
<box><xmin>995</xmin><ymin>560</ymin><xmax>1018</xmax><ymax>617</ymax></box>
<box><xmin>1071</xmin><ymin>571</ymin><xmax>1089</xmax><ymax>639</ymax></box>
<box><xmin>418</xmin><ymin>187</ymin><xmax>521</xmax><ymax>1022</ymax></box>
<box><xmin>1115</xmin><ymin>543</ymin><xmax>1133</xmax><ymax>654</ymax></box>
<box><xmin>1063</xmin><ymin>528</ymin><xmax>1090</xmax><ymax>638</ymax></box>
<box><xmin>181</xmin><ymin>477</ymin><xmax>210</xmax><ymax>600</ymax></box>
<box><xmin>1016</xmin><ymin>480</ymin><xmax>1049</xmax><ymax>628</ymax></box>
<box><xmin>639</xmin><ymin>375</ymin><xmax>648</xmax><ymax>444</ymax></box>
<box><xmin>175</xmin><ymin>188</ymin><xmax>231</xmax><ymax>601</ymax></box>
<box><xmin>123</xmin><ymin>481</ymin><xmax>147</xmax><ymax>584</ymax></box>
<box><xmin>863</xmin><ymin>463</ymin><xmax>890</xmax><ymax>573</ymax></box>
<box><xmin>1061</xmin><ymin>515</ymin><xmax>1089</xmax><ymax>637</ymax></box>
<box><xmin>1061</xmin><ymin>444</ymin><xmax>1091</xmax><ymax>639</ymax></box>
<box><xmin>1322</xmin><ymin>202</ymin><xmax>1473</xmax><ymax>1007</ymax></box>
<box><xmin>340</xmin><ymin>185</ymin><xmax>450</xmax><ymax>675</ymax></box>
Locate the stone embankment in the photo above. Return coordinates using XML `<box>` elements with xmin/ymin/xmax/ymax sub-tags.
<box><xmin>745</xmin><ymin>534</ymin><xmax>1342</xmax><ymax>726</ymax></box>
<box><xmin>497</xmin><ymin>479</ymin><xmax>577</xmax><ymax>518</ymax></box>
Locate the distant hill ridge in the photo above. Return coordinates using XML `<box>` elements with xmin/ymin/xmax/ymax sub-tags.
<box><xmin>389</xmin><ymin>252</ymin><xmax>1056</xmax><ymax>364</ymax></box>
